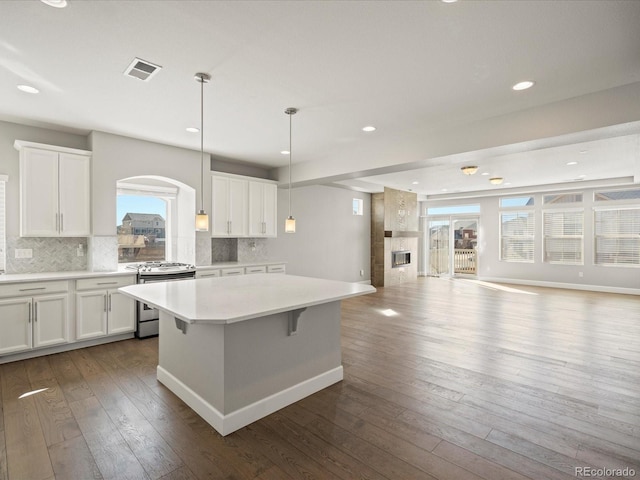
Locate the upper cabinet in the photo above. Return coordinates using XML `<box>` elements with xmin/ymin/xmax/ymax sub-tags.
<box><xmin>15</xmin><ymin>140</ymin><xmax>91</xmax><ymax>237</ymax></box>
<box><xmin>211</xmin><ymin>173</ymin><xmax>278</xmax><ymax>238</ymax></box>
<box><xmin>248</xmin><ymin>181</ymin><xmax>277</xmax><ymax>237</ymax></box>
<box><xmin>211</xmin><ymin>174</ymin><xmax>248</xmax><ymax>237</ymax></box>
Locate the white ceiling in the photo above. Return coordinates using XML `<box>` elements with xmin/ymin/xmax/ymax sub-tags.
<box><xmin>1</xmin><ymin>0</ymin><xmax>639</xmax><ymax>197</ymax></box>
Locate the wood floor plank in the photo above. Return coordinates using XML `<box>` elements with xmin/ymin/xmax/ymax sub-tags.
<box><xmin>69</xmin><ymin>396</ymin><xmax>151</xmax><ymax>480</ymax></box>
<box><xmin>0</xmin><ymin>362</ymin><xmax>54</xmax><ymax>480</ymax></box>
<box><xmin>48</xmin><ymin>434</ymin><xmax>102</xmax><ymax>480</ymax></box>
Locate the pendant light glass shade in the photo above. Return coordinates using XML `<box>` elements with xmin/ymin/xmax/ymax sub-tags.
<box><xmin>195</xmin><ymin>72</ymin><xmax>211</xmax><ymax>232</ymax></box>
<box><xmin>284</xmin><ymin>107</ymin><xmax>298</xmax><ymax>234</ymax></box>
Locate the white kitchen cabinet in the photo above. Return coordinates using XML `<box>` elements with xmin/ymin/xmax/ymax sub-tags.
<box><xmin>211</xmin><ymin>175</ymin><xmax>248</xmax><ymax>237</ymax></box>
<box><xmin>267</xmin><ymin>264</ymin><xmax>286</xmax><ymax>274</ymax></box>
<box><xmin>196</xmin><ymin>269</ymin><xmax>221</xmax><ymax>279</ymax></box>
<box><xmin>248</xmin><ymin>181</ymin><xmax>277</xmax><ymax>237</ymax></box>
<box><xmin>220</xmin><ymin>267</ymin><xmax>245</xmax><ymax>276</ymax></box>
<box><xmin>76</xmin><ymin>276</ymin><xmax>136</xmax><ymax>340</ymax></box>
<box><xmin>0</xmin><ymin>281</ymin><xmax>69</xmax><ymax>356</ymax></box>
<box><xmin>15</xmin><ymin>140</ymin><xmax>91</xmax><ymax>237</ymax></box>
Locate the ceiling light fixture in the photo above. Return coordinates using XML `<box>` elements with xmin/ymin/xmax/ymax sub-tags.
<box><xmin>412</xmin><ymin>181</ymin><xmax>419</xmax><ymax>185</ymax></box>
<box><xmin>280</xmin><ymin>150</ymin><xmax>290</xmax><ymax>155</ymax></box>
<box><xmin>566</xmin><ymin>161</ymin><xmax>578</xmax><ymax>166</ymax></box>
<box><xmin>489</xmin><ymin>177</ymin><xmax>504</xmax><ymax>185</ymax></box>
<box><xmin>40</xmin><ymin>0</ymin><xmax>67</xmax><ymax>7</ymax></box>
<box><xmin>194</xmin><ymin>72</ymin><xmax>211</xmax><ymax>232</ymax></box>
<box><xmin>186</xmin><ymin>127</ymin><xmax>199</xmax><ymax>133</ymax></box>
<box><xmin>461</xmin><ymin>165</ymin><xmax>478</xmax><ymax>175</ymax></box>
<box><xmin>512</xmin><ymin>80</ymin><xmax>535</xmax><ymax>91</ymax></box>
<box><xmin>362</xmin><ymin>126</ymin><xmax>376</xmax><ymax>132</ymax></box>
<box><xmin>17</xmin><ymin>84</ymin><xmax>39</xmax><ymax>94</ymax></box>
<box><xmin>481</xmin><ymin>172</ymin><xmax>490</xmax><ymax>176</ymax></box>
<box><xmin>285</xmin><ymin>107</ymin><xmax>298</xmax><ymax>233</ymax></box>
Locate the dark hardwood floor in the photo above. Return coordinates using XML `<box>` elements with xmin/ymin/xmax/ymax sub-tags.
<box><xmin>1</xmin><ymin>277</ymin><xmax>639</xmax><ymax>480</ymax></box>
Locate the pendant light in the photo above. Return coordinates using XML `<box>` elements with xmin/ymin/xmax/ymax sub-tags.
<box><xmin>284</xmin><ymin>107</ymin><xmax>298</xmax><ymax>233</ymax></box>
<box><xmin>195</xmin><ymin>72</ymin><xmax>211</xmax><ymax>232</ymax></box>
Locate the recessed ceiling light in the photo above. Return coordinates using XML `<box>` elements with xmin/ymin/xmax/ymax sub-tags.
<box><xmin>186</xmin><ymin>127</ymin><xmax>199</xmax><ymax>133</ymax></box>
<box><xmin>481</xmin><ymin>172</ymin><xmax>490</xmax><ymax>176</ymax></box>
<box><xmin>578</xmin><ymin>174</ymin><xmax>587</xmax><ymax>179</ymax></box>
<box><xmin>280</xmin><ymin>150</ymin><xmax>290</xmax><ymax>155</ymax></box>
<box><xmin>579</xmin><ymin>150</ymin><xmax>588</xmax><ymax>154</ymax></box>
<box><xmin>40</xmin><ymin>0</ymin><xmax>67</xmax><ymax>7</ymax></box>
<box><xmin>362</xmin><ymin>126</ymin><xmax>376</xmax><ymax>132</ymax></box>
<box><xmin>441</xmin><ymin>0</ymin><xmax>458</xmax><ymax>3</ymax></box>
<box><xmin>441</xmin><ymin>188</ymin><xmax>448</xmax><ymax>192</ymax></box>
<box><xmin>412</xmin><ymin>181</ymin><xmax>419</xmax><ymax>185</ymax></box>
<box><xmin>17</xmin><ymin>84</ymin><xmax>39</xmax><ymax>94</ymax></box>
<box><xmin>566</xmin><ymin>161</ymin><xmax>578</xmax><ymax>166</ymax></box>
<box><xmin>512</xmin><ymin>81</ymin><xmax>535</xmax><ymax>91</ymax></box>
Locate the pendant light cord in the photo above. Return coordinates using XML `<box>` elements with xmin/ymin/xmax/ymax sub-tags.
<box><xmin>200</xmin><ymin>77</ymin><xmax>204</xmax><ymax>211</ymax></box>
<box><xmin>288</xmin><ymin>111</ymin><xmax>292</xmax><ymax>217</ymax></box>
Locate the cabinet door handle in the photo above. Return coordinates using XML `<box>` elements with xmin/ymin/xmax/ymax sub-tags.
<box><xmin>97</xmin><ymin>282</ymin><xmax>118</xmax><ymax>285</ymax></box>
<box><xmin>34</xmin><ymin>301</ymin><xmax>38</xmax><ymax>322</ymax></box>
<box><xmin>60</xmin><ymin>213</ymin><xmax>64</xmax><ymax>232</ymax></box>
<box><xmin>28</xmin><ymin>302</ymin><xmax>32</xmax><ymax>324</ymax></box>
<box><xmin>19</xmin><ymin>287</ymin><xmax>46</xmax><ymax>292</ymax></box>
<box><xmin>108</xmin><ymin>293</ymin><xmax>112</xmax><ymax>312</ymax></box>
<box><xmin>56</xmin><ymin>213</ymin><xmax>59</xmax><ymax>232</ymax></box>
<box><xmin>104</xmin><ymin>294</ymin><xmax>107</xmax><ymax>312</ymax></box>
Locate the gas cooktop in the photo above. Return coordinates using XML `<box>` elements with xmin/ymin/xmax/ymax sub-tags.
<box><xmin>126</xmin><ymin>261</ymin><xmax>196</xmax><ymax>273</ymax></box>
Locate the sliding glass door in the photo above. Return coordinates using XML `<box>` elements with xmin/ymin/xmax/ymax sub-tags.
<box><xmin>426</xmin><ymin>216</ymin><xmax>478</xmax><ymax>276</ymax></box>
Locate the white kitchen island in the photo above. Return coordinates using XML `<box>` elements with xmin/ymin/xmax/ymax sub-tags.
<box><xmin>119</xmin><ymin>273</ymin><xmax>375</xmax><ymax>436</ymax></box>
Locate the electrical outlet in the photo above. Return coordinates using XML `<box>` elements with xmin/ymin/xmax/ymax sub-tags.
<box><xmin>77</xmin><ymin>246</ymin><xmax>84</xmax><ymax>257</ymax></box>
<box><xmin>15</xmin><ymin>248</ymin><xmax>32</xmax><ymax>259</ymax></box>
<box><xmin>578</xmin><ymin>271</ymin><xmax>584</xmax><ymax>278</ymax></box>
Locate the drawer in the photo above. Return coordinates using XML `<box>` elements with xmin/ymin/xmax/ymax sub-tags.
<box><xmin>196</xmin><ymin>269</ymin><xmax>221</xmax><ymax>279</ymax></box>
<box><xmin>0</xmin><ymin>280</ymin><xmax>69</xmax><ymax>298</ymax></box>
<box><xmin>267</xmin><ymin>264</ymin><xmax>286</xmax><ymax>273</ymax></box>
<box><xmin>220</xmin><ymin>267</ymin><xmax>245</xmax><ymax>277</ymax></box>
<box><xmin>76</xmin><ymin>275</ymin><xmax>136</xmax><ymax>291</ymax></box>
<box><xmin>245</xmin><ymin>266</ymin><xmax>267</xmax><ymax>274</ymax></box>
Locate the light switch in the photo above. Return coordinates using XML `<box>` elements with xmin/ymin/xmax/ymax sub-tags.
<box><xmin>15</xmin><ymin>248</ymin><xmax>33</xmax><ymax>259</ymax></box>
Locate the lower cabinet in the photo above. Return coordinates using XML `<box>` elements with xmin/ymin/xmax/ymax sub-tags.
<box><xmin>76</xmin><ymin>276</ymin><xmax>136</xmax><ymax>340</ymax></box>
<box><xmin>0</xmin><ymin>293</ymin><xmax>68</xmax><ymax>356</ymax></box>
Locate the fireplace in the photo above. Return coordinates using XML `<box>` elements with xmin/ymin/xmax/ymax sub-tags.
<box><xmin>392</xmin><ymin>250</ymin><xmax>411</xmax><ymax>268</ymax></box>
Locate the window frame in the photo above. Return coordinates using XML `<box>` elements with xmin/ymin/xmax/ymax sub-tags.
<box><xmin>593</xmin><ymin>206</ymin><xmax>640</xmax><ymax>268</ymax></box>
<box><xmin>542</xmin><ymin>207</ymin><xmax>584</xmax><ymax>265</ymax></box>
<box><xmin>499</xmin><ymin>210</ymin><xmax>535</xmax><ymax>263</ymax></box>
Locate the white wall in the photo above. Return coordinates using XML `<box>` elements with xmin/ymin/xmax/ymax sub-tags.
<box><xmin>267</xmin><ymin>185</ymin><xmax>371</xmax><ymax>283</ymax></box>
<box><xmin>423</xmin><ymin>185</ymin><xmax>640</xmax><ymax>292</ymax></box>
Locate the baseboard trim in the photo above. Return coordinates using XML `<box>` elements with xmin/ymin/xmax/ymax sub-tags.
<box><xmin>479</xmin><ymin>277</ymin><xmax>640</xmax><ymax>296</ymax></box>
<box><xmin>157</xmin><ymin>365</ymin><xmax>344</xmax><ymax>436</ymax></box>
<box><xmin>0</xmin><ymin>333</ymin><xmax>135</xmax><ymax>364</ymax></box>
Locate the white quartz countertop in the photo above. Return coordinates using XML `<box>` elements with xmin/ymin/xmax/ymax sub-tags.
<box><xmin>119</xmin><ymin>273</ymin><xmax>375</xmax><ymax>324</ymax></box>
<box><xmin>196</xmin><ymin>261</ymin><xmax>286</xmax><ymax>270</ymax></box>
<box><xmin>0</xmin><ymin>269</ymin><xmax>136</xmax><ymax>284</ymax></box>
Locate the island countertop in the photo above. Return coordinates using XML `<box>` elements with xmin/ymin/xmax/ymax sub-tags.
<box><xmin>119</xmin><ymin>273</ymin><xmax>375</xmax><ymax>324</ymax></box>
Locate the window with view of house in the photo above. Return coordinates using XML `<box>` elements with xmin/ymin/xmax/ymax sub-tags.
<box><xmin>117</xmin><ymin>182</ymin><xmax>176</xmax><ymax>263</ymax></box>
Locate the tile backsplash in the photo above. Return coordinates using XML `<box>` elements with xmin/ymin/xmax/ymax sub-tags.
<box><xmin>6</xmin><ymin>236</ymin><xmax>88</xmax><ymax>273</ymax></box>
<box><xmin>211</xmin><ymin>238</ymin><xmax>269</xmax><ymax>263</ymax></box>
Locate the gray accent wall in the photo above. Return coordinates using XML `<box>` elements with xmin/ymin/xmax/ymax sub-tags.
<box><xmin>267</xmin><ymin>185</ymin><xmax>371</xmax><ymax>283</ymax></box>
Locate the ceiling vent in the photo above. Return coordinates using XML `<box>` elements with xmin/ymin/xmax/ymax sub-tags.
<box><xmin>124</xmin><ymin>57</ymin><xmax>162</xmax><ymax>82</ymax></box>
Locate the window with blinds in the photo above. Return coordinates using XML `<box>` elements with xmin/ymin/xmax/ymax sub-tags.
<box><xmin>594</xmin><ymin>208</ymin><xmax>640</xmax><ymax>266</ymax></box>
<box><xmin>0</xmin><ymin>176</ymin><xmax>6</xmax><ymax>273</ymax></box>
<box><xmin>543</xmin><ymin>210</ymin><xmax>583</xmax><ymax>264</ymax></box>
<box><xmin>500</xmin><ymin>212</ymin><xmax>535</xmax><ymax>262</ymax></box>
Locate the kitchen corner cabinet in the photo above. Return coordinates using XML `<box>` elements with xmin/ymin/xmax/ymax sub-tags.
<box><xmin>211</xmin><ymin>174</ymin><xmax>248</xmax><ymax>237</ymax></box>
<box><xmin>76</xmin><ymin>276</ymin><xmax>136</xmax><ymax>340</ymax></box>
<box><xmin>15</xmin><ymin>140</ymin><xmax>91</xmax><ymax>237</ymax></box>
<box><xmin>248</xmin><ymin>181</ymin><xmax>277</xmax><ymax>237</ymax></box>
<box><xmin>0</xmin><ymin>281</ymin><xmax>69</xmax><ymax>356</ymax></box>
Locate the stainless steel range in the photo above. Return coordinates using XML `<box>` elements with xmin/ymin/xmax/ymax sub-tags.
<box><xmin>126</xmin><ymin>261</ymin><xmax>196</xmax><ymax>338</ymax></box>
